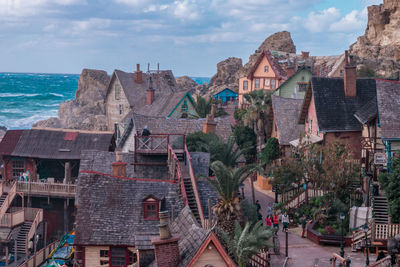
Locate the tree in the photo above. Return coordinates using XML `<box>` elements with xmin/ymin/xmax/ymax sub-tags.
<box><xmin>242</xmin><ymin>90</ymin><xmax>273</xmax><ymax>154</ymax></box>
<box><xmin>379</xmin><ymin>154</ymin><xmax>400</xmax><ymax>223</ymax></box>
<box><xmin>232</xmin><ymin>125</ymin><xmax>257</xmax><ymax>163</ymax></box>
<box><xmin>209</xmin><ymin>161</ymin><xmax>255</xmax><ymax>235</ymax></box>
<box><xmin>193</xmin><ymin>95</ymin><xmax>227</xmax><ymax>118</ymax></box>
<box><xmin>357</xmin><ymin>66</ymin><xmax>375</xmax><ymax>78</ymax></box>
<box><xmin>261</xmin><ymin>137</ymin><xmax>280</xmax><ymax>165</ymax></box>
<box><xmin>220</xmin><ymin>221</ymin><xmax>272</xmax><ymax>267</ymax></box>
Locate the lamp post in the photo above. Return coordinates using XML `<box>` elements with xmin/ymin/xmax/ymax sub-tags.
<box><xmin>363</xmin><ymin>224</ymin><xmax>369</xmax><ymax>266</ymax></box>
<box><xmin>340</xmin><ymin>212</ymin><xmax>345</xmax><ymax>258</ymax></box>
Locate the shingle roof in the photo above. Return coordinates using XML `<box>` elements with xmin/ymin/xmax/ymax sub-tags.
<box><xmin>196</xmin><ymin>180</ymin><xmax>218</xmax><ymax>219</ymax></box>
<box><xmin>0</xmin><ymin>129</ymin><xmax>114</xmax><ymax>159</ymax></box>
<box><xmin>110</xmin><ymin>70</ymin><xmax>189</xmax><ymax>117</ymax></box>
<box><xmin>271</xmin><ymin>95</ymin><xmax>305</xmax><ymax>145</ymax></box>
<box><xmin>248</xmin><ymin>50</ymin><xmax>287</xmax><ymax>80</ymax></box>
<box><xmin>354</xmin><ymin>97</ymin><xmax>377</xmax><ymax>124</ymax></box>
<box><xmin>311</xmin><ymin>77</ymin><xmax>376</xmax><ymax>132</ymax></box>
<box><xmin>376</xmin><ymin>79</ymin><xmax>400</xmax><ymax>140</ymax></box>
<box><xmin>74</xmin><ymin>171</ymin><xmax>182</xmax><ymax>247</ymax></box>
<box><xmin>128</xmin><ymin>113</ymin><xmax>232</xmax><ymax>141</ymax></box>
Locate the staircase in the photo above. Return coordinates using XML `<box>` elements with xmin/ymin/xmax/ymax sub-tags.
<box><xmin>374</xmin><ymin>195</ymin><xmax>389</xmax><ymax>224</ymax></box>
<box><xmin>0</xmin><ymin>193</ymin><xmax>7</xmax><ymax>207</ymax></box>
<box><xmin>179</xmin><ymin>161</ymin><xmax>201</xmax><ymax>223</ymax></box>
<box><xmin>10</xmin><ymin>221</ymin><xmax>32</xmax><ymax>255</ymax></box>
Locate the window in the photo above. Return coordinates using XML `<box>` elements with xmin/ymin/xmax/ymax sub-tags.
<box><xmin>128</xmin><ymin>250</ymin><xmax>137</xmax><ymax>265</ymax></box>
<box><xmin>111</xmin><ymin>247</ymin><xmax>126</xmax><ymax>267</ymax></box>
<box><xmin>143</xmin><ymin>198</ymin><xmax>159</xmax><ymax>220</ymax></box>
<box><xmin>119</xmin><ymin>104</ymin><xmax>123</xmax><ymax>115</ymax></box>
<box><xmin>264</xmin><ymin>65</ymin><xmax>269</xmax><ymax>72</ymax></box>
<box><xmin>115</xmin><ymin>84</ymin><xmax>121</xmax><ymax>100</ymax></box>
<box><xmin>340</xmin><ymin>69</ymin><xmax>344</xmax><ymax>76</ymax></box>
<box><xmin>243</xmin><ymin>81</ymin><xmax>248</xmax><ymax>90</ymax></box>
<box><xmin>255</xmin><ymin>79</ymin><xmax>260</xmax><ymax>89</ymax></box>
<box><xmin>301</xmin><ymin>76</ymin><xmax>305</xmax><ymax>81</ymax></box>
<box><xmin>12</xmin><ymin>159</ymin><xmax>25</xmax><ymax>178</ymax></box>
<box><xmin>308</xmin><ymin>119</ymin><xmax>312</xmax><ymax>134</ymax></box>
<box><xmin>298</xmin><ymin>82</ymin><xmax>307</xmax><ymax>92</ymax></box>
<box><xmin>100</xmin><ymin>250</ymin><xmax>109</xmax><ymax>258</ymax></box>
<box><xmin>264</xmin><ymin>79</ymin><xmax>270</xmax><ymax>87</ymax></box>
<box><xmin>271</xmin><ymin>79</ymin><xmax>276</xmax><ymax>89</ymax></box>
<box><xmin>181</xmin><ymin>100</ymin><xmax>188</xmax><ymax>113</ymax></box>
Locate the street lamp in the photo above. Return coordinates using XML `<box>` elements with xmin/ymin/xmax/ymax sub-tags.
<box><xmin>363</xmin><ymin>224</ymin><xmax>369</xmax><ymax>266</ymax></box>
<box><xmin>339</xmin><ymin>212</ymin><xmax>345</xmax><ymax>258</ymax></box>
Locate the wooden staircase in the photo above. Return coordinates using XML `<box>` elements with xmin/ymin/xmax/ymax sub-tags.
<box><xmin>179</xmin><ymin>161</ymin><xmax>201</xmax><ymax>223</ymax></box>
<box><xmin>373</xmin><ymin>195</ymin><xmax>389</xmax><ymax>224</ymax></box>
<box><xmin>0</xmin><ymin>193</ymin><xmax>7</xmax><ymax>207</ymax></box>
<box><xmin>11</xmin><ymin>221</ymin><xmax>32</xmax><ymax>255</ymax></box>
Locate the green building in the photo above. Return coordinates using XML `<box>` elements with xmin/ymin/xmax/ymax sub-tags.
<box><xmin>274</xmin><ymin>66</ymin><xmax>313</xmax><ymax>99</ymax></box>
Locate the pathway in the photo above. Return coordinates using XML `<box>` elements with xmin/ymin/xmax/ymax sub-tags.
<box><xmin>243</xmin><ymin>178</ymin><xmax>370</xmax><ymax>267</ymax></box>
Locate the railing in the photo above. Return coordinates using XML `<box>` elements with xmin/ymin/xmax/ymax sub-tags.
<box><xmin>168</xmin><ymin>145</ymin><xmax>188</xmax><ymax>206</ymax></box>
<box><xmin>331</xmin><ymin>253</ymin><xmax>349</xmax><ymax>267</ymax></box>
<box><xmin>17</xmin><ymin>181</ymin><xmax>76</xmax><ymax>198</ymax></box>
<box><xmin>0</xmin><ymin>182</ymin><xmax>17</xmax><ymax>220</ymax></box>
<box><xmin>26</xmin><ymin>208</ymin><xmax>44</xmax><ymax>251</ymax></box>
<box><xmin>202</xmin><ymin>218</ymin><xmax>216</xmax><ymax>230</ymax></box>
<box><xmin>135</xmin><ymin>133</ymin><xmax>185</xmax><ymax>154</ymax></box>
<box><xmin>283</xmin><ymin>188</ymin><xmax>324</xmax><ymax>209</ymax></box>
<box><xmin>0</xmin><ymin>182</ymin><xmax>3</xmax><ymax>196</ymax></box>
<box><xmin>0</xmin><ymin>209</ymin><xmax>24</xmax><ymax>227</ymax></box>
<box><xmin>352</xmin><ymin>224</ymin><xmax>371</xmax><ymax>249</ymax></box>
<box><xmin>279</xmin><ymin>187</ymin><xmax>302</xmax><ymax>203</ymax></box>
<box><xmin>249</xmin><ymin>249</ymin><xmax>270</xmax><ymax>267</ymax></box>
<box><xmin>18</xmin><ymin>241</ymin><xmax>58</xmax><ymax>267</ymax></box>
<box><xmin>117</xmin><ymin>118</ymin><xmax>133</xmax><ymax>148</ymax></box>
<box><xmin>368</xmin><ymin>255</ymin><xmax>392</xmax><ymax>267</ymax></box>
<box><xmin>374</xmin><ymin>223</ymin><xmax>400</xmax><ymax>240</ymax></box>
<box><xmin>185</xmin><ymin>144</ymin><xmax>205</xmax><ymax>226</ymax></box>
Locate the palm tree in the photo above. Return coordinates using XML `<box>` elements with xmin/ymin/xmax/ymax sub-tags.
<box><xmin>210</xmin><ymin>135</ymin><xmax>242</xmax><ymax>168</ymax></box>
<box><xmin>193</xmin><ymin>95</ymin><xmax>227</xmax><ymax>118</ymax></box>
<box><xmin>220</xmin><ymin>220</ymin><xmax>272</xmax><ymax>267</ymax></box>
<box><xmin>209</xmin><ymin>161</ymin><xmax>256</xmax><ymax>235</ymax></box>
<box><xmin>242</xmin><ymin>90</ymin><xmax>273</xmax><ymax>154</ymax></box>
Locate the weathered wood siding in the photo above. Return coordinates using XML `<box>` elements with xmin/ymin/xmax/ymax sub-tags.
<box><xmin>106</xmin><ymin>78</ymin><xmax>131</xmax><ymax>131</ymax></box>
<box><xmin>192</xmin><ymin>243</ymin><xmax>228</xmax><ymax>267</ymax></box>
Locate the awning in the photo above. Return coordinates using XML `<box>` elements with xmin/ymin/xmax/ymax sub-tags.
<box><xmin>289</xmin><ymin>134</ymin><xmax>323</xmax><ymax>147</ymax></box>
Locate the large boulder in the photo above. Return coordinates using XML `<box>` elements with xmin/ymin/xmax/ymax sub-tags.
<box><xmin>176</xmin><ymin>76</ymin><xmax>199</xmax><ymax>93</ymax></box>
<box><xmin>33</xmin><ymin>69</ymin><xmax>110</xmax><ymax>131</ymax></box>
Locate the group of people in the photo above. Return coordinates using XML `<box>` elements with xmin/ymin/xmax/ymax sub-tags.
<box><xmin>255</xmin><ymin>200</ymin><xmax>308</xmax><ymax>238</ymax></box>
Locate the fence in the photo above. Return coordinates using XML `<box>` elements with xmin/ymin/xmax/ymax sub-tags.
<box><xmin>26</xmin><ymin>209</ymin><xmax>44</xmax><ymax>251</ymax></box>
<box><xmin>17</xmin><ymin>181</ymin><xmax>76</xmax><ymax>198</ymax></box>
<box><xmin>249</xmin><ymin>249</ymin><xmax>270</xmax><ymax>267</ymax></box>
<box><xmin>283</xmin><ymin>188</ymin><xmax>324</xmax><ymax>209</ymax></box>
<box><xmin>0</xmin><ymin>182</ymin><xmax>17</xmax><ymax>220</ymax></box>
<box><xmin>135</xmin><ymin>134</ymin><xmax>185</xmax><ymax>154</ymax></box>
<box><xmin>18</xmin><ymin>241</ymin><xmax>58</xmax><ymax>267</ymax></box>
<box><xmin>374</xmin><ymin>223</ymin><xmax>400</xmax><ymax>240</ymax></box>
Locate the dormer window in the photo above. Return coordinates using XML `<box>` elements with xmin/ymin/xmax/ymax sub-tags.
<box><xmin>264</xmin><ymin>66</ymin><xmax>269</xmax><ymax>72</ymax></box>
<box><xmin>143</xmin><ymin>197</ymin><xmax>160</xmax><ymax>220</ymax></box>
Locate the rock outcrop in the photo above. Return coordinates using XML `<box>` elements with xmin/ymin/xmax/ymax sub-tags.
<box><xmin>33</xmin><ymin>69</ymin><xmax>111</xmax><ymax>131</ymax></box>
<box><xmin>350</xmin><ymin>0</ymin><xmax>400</xmax><ymax>78</ymax></box>
<box><xmin>176</xmin><ymin>76</ymin><xmax>198</xmax><ymax>93</ymax></box>
<box><xmin>0</xmin><ymin>126</ymin><xmax>6</xmax><ymax>142</ymax></box>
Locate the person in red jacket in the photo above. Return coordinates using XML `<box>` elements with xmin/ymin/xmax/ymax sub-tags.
<box><xmin>272</xmin><ymin>212</ymin><xmax>279</xmax><ymax>230</ymax></box>
<box><xmin>265</xmin><ymin>215</ymin><xmax>272</xmax><ymax>228</ymax></box>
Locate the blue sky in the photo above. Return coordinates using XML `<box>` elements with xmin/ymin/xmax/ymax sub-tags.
<box><xmin>0</xmin><ymin>0</ymin><xmax>382</xmax><ymax>76</ymax></box>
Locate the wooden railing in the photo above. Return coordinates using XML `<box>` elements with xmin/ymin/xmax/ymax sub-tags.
<box><xmin>18</xmin><ymin>240</ymin><xmax>58</xmax><ymax>267</ymax></box>
<box><xmin>135</xmin><ymin>134</ymin><xmax>169</xmax><ymax>153</ymax></box>
<box><xmin>26</xmin><ymin>208</ymin><xmax>44</xmax><ymax>251</ymax></box>
<box><xmin>368</xmin><ymin>255</ymin><xmax>392</xmax><ymax>267</ymax></box>
<box><xmin>168</xmin><ymin>145</ymin><xmax>188</xmax><ymax>206</ymax></box>
<box><xmin>0</xmin><ymin>182</ymin><xmax>17</xmax><ymax>220</ymax></box>
<box><xmin>185</xmin><ymin>144</ymin><xmax>205</xmax><ymax>226</ymax></box>
<box><xmin>283</xmin><ymin>188</ymin><xmax>324</xmax><ymax>209</ymax></box>
<box><xmin>374</xmin><ymin>223</ymin><xmax>400</xmax><ymax>240</ymax></box>
<box><xmin>17</xmin><ymin>181</ymin><xmax>76</xmax><ymax>198</ymax></box>
<box><xmin>331</xmin><ymin>253</ymin><xmax>348</xmax><ymax>266</ymax></box>
<box><xmin>249</xmin><ymin>249</ymin><xmax>270</xmax><ymax>267</ymax></box>
<box><xmin>352</xmin><ymin>224</ymin><xmax>371</xmax><ymax>249</ymax></box>
<box><xmin>0</xmin><ymin>209</ymin><xmax>24</xmax><ymax>227</ymax></box>
<box><xmin>0</xmin><ymin>182</ymin><xmax>3</xmax><ymax>196</ymax></box>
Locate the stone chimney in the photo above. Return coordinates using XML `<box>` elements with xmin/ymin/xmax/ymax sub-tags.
<box><xmin>146</xmin><ymin>75</ymin><xmax>155</xmax><ymax>105</ymax></box>
<box><xmin>134</xmin><ymin>64</ymin><xmax>143</xmax><ymax>84</ymax></box>
<box><xmin>286</xmin><ymin>61</ymin><xmax>296</xmax><ymax>78</ymax></box>
<box><xmin>344</xmin><ymin>50</ymin><xmax>357</xmax><ymax>97</ymax></box>
<box><xmin>152</xmin><ymin>211</ymin><xmax>180</xmax><ymax>267</ymax></box>
<box><xmin>301</xmin><ymin>51</ymin><xmax>309</xmax><ymax>59</ymax></box>
<box><xmin>203</xmin><ymin>104</ymin><xmax>217</xmax><ymax>134</ymax></box>
<box><xmin>112</xmin><ymin>150</ymin><xmax>127</xmax><ymax>177</ymax></box>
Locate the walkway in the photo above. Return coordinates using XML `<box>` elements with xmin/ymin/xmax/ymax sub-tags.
<box><xmin>243</xmin><ymin>178</ymin><xmax>369</xmax><ymax>267</ymax></box>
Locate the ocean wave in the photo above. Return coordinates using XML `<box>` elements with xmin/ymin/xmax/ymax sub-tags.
<box><xmin>49</xmin><ymin>93</ymin><xmax>64</xmax><ymax>97</ymax></box>
<box><xmin>0</xmin><ymin>111</ymin><xmax>58</xmax><ymax>129</ymax></box>
<box><xmin>0</xmin><ymin>93</ymin><xmax>40</xmax><ymax>97</ymax></box>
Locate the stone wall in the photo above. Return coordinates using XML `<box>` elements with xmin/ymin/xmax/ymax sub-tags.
<box><xmin>105</xmin><ymin>79</ymin><xmax>131</xmax><ymax>131</ymax></box>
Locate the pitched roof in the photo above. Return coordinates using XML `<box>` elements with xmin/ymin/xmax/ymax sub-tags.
<box><xmin>376</xmin><ymin>79</ymin><xmax>400</xmax><ymax>140</ymax></box>
<box><xmin>303</xmin><ymin>77</ymin><xmax>376</xmax><ymax>132</ymax></box>
<box><xmin>274</xmin><ymin>66</ymin><xmax>312</xmax><ymax>93</ymax></box>
<box><xmin>213</xmin><ymin>88</ymin><xmax>238</xmax><ymax>97</ymax></box>
<box><xmin>0</xmin><ymin>129</ymin><xmax>114</xmax><ymax>159</ymax></box>
<box><xmin>196</xmin><ymin>180</ymin><xmax>218</xmax><ymax>219</ymax></box>
<box><xmin>128</xmin><ymin>113</ymin><xmax>232</xmax><ymax>141</ymax></box>
<box><xmin>74</xmin><ymin>171</ymin><xmax>181</xmax><ymax>247</ymax></box>
<box><xmin>354</xmin><ymin>97</ymin><xmax>377</xmax><ymax>124</ymax></box>
<box><xmin>247</xmin><ymin>50</ymin><xmax>287</xmax><ymax>80</ymax></box>
<box><xmin>271</xmin><ymin>95</ymin><xmax>305</xmax><ymax>145</ymax></box>
<box><xmin>108</xmin><ymin>70</ymin><xmax>190</xmax><ymax>117</ymax></box>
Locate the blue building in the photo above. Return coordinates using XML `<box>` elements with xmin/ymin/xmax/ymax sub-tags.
<box><xmin>213</xmin><ymin>88</ymin><xmax>238</xmax><ymax>103</ymax></box>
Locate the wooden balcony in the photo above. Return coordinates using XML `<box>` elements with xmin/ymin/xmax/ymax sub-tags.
<box><xmin>16</xmin><ymin>181</ymin><xmax>76</xmax><ymax>198</ymax></box>
<box><xmin>135</xmin><ymin>134</ymin><xmax>185</xmax><ymax>155</ymax></box>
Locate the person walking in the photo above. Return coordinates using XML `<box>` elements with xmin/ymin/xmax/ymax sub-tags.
<box><xmin>272</xmin><ymin>212</ymin><xmax>279</xmax><ymax>231</ymax></box>
<box><xmin>255</xmin><ymin>200</ymin><xmax>261</xmax><ymax>213</ymax></box>
<box><xmin>282</xmin><ymin>212</ymin><xmax>289</xmax><ymax>232</ymax></box>
<box><xmin>266</xmin><ymin>205</ymin><xmax>273</xmax><ymax>217</ymax></box>
<box><xmin>265</xmin><ymin>215</ymin><xmax>272</xmax><ymax>229</ymax></box>
<box><xmin>301</xmin><ymin>215</ymin><xmax>307</xmax><ymax>238</ymax></box>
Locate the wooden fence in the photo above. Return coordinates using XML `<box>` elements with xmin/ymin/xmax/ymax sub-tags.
<box><xmin>17</xmin><ymin>181</ymin><xmax>76</xmax><ymax>198</ymax></box>
<box><xmin>18</xmin><ymin>241</ymin><xmax>58</xmax><ymax>267</ymax></box>
<box><xmin>374</xmin><ymin>223</ymin><xmax>400</xmax><ymax>240</ymax></box>
<box><xmin>283</xmin><ymin>188</ymin><xmax>324</xmax><ymax>209</ymax></box>
<box><xmin>249</xmin><ymin>249</ymin><xmax>270</xmax><ymax>267</ymax></box>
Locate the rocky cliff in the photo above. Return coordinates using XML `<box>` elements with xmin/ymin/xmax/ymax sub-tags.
<box><xmin>33</xmin><ymin>69</ymin><xmax>111</xmax><ymax>131</ymax></box>
<box><xmin>176</xmin><ymin>76</ymin><xmax>199</xmax><ymax>93</ymax></box>
<box><xmin>350</xmin><ymin>0</ymin><xmax>400</xmax><ymax>78</ymax></box>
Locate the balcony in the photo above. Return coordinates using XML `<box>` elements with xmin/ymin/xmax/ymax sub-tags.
<box><xmin>16</xmin><ymin>181</ymin><xmax>76</xmax><ymax>198</ymax></box>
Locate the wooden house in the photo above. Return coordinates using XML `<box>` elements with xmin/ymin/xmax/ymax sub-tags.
<box><xmin>274</xmin><ymin>66</ymin><xmax>313</xmax><ymax>100</ymax></box>
<box><xmin>213</xmin><ymin>88</ymin><xmax>238</xmax><ymax>104</ymax></box>
<box><xmin>297</xmin><ymin>51</ymin><xmax>377</xmax><ymax>160</ymax></box>
<box><xmin>0</xmin><ymin>128</ymin><xmax>114</xmax><ymax>182</ymax></box>
<box><xmin>238</xmin><ymin>50</ymin><xmax>287</xmax><ymax>107</ymax></box>
<box><xmin>105</xmin><ymin>65</ymin><xmax>197</xmax><ymax>134</ymax></box>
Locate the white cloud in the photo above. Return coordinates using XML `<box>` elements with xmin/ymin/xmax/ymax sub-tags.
<box><xmin>171</xmin><ymin>0</ymin><xmax>199</xmax><ymax>21</ymax></box>
<box><xmin>329</xmin><ymin>9</ymin><xmax>367</xmax><ymax>32</ymax></box>
<box><xmin>115</xmin><ymin>0</ymin><xmax>153</xmax><ymax>7</ymax></box>
<box><xmin>303</xmin><ymin>7</ymin><xmax>341</xmax><ymax>33</ymax></box>
<box><xmin>0</xmin><ymin>0</ymin><xmax>83</xmax><ymax>17</ymax></box>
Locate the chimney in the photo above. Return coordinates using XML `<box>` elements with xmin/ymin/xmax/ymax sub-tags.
<box><xmin>152</xmin><ymin>211</ymin><xmax>180</xmax><ymax>267</ymax></box>
<box><xmin>301</xmin><ymin>51</ymin><xmax>309</xmax><ymax>59</ymax></box>
<box><xmin>146</xmin><ymin>75</ymin><xmax>155</xmax><ymax>105</ymax></box>
<box><xmin>202</xmin><ymin>104</ymin><xmax>217</xmax><ymax>134</ymax></box>
<box><xmin>134</xmin><ymin>64</ymin><xmax>143</xmax><ymax>84</ymax></box>
<box><xmin>286</xmin><ymin>64</ymin><xmax>295</xmax><ymax>78</ymax></box>
<box><xmin>344</xmin><ymin>50</ymin><xmax>357</xmax><ymax>97</ymax></box>
<box><xmin>112</xmin><ymin>150</ymin><xmax>127</xmax><ymax>177</ymax></box>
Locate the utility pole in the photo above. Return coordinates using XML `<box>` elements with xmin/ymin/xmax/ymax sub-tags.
<box><xmin>285</xmin><ymin>228</ymin><xmax>289</xmax><ymax>257</ymax></box>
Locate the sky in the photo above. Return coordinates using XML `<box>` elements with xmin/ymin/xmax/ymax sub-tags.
<box><xmin>0</xmin><ymin>0</ymin><xmax>383</xmax><ymax>76</ymax></box>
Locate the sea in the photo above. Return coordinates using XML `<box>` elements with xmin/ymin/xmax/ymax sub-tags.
<box><xmin>0</xmin><ymin>73</ymin><xmax>210</xmax><ymax>129</ymax></box>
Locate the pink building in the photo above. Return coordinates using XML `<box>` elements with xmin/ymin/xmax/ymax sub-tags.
<box><xmin>238</xmin><ymin>50</ymin><xmax>287</xmax><ymax>107</ymax></box>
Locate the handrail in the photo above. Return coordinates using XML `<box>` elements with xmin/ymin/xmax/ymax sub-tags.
<box><xmin>0</xmin><ymin>208</ymin><xmax>25</xmax><ymax>228</ymax></box>
<box><xmin>26</xmin><ymin>208</ymin><xmax>44</xmax><ymax>251</ymax></box>
<box><xmin>374</xmin><ymin>223</ymin><xmax>400</xmax><ymax>240</ymax></box>
<box><xmin>184</xmin><ymin>144</ymin><xmax>205</xmax><ymax>226</ymax></box>
<box><xmin>168</xmin><ymin>145</ymin><xmax>188</xmax><ymax>206</ymax></box>
<box><xmin>0</xmin><ymin>182</ymin><xmax>3</xmax><ymax>196</ymax></box>
<box><xmin>18</xmin><ymin>240</ymin><xmax>59</xmax><ymax>267</ymax></box>
<box><xmin>16</xmin><ymin>181</ymin><xmax>76</xmax><ymax>197</ymax></box>
<box><xmin>368</xmin><ymin>255</ymin><xmax>391</xmax><ymax>267</ymax></box>
<box><xmin>331</xmin><ymin>253</ymin><xmax>346</xmax><ymax>266</ymax></box>
<box><xmin>0</xmin><ymin>182</ymin><xmax>17</xmax><ymax>220</ymax></box>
